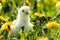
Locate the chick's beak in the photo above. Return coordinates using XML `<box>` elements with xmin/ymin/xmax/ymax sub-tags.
<box><xmin>25</xmin><ymin>12</ymin><xmax>29</xmax><ymax>14</ymax></box>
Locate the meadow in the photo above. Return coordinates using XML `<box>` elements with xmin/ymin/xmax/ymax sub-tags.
<box><xmin>0</xmin><ymin>0</ymin><xmax>60</xmax><ymax>40</ymax></box>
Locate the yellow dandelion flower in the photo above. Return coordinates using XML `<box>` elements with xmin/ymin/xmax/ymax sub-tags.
<box><xmin>51</xmin><ymin>0</ymin><xmax>58</xmax><ymax>4</ymax></box>
<box><xmin>56</xmin><ymin>1</ymin><xmax>60</xmax><ymax>9</ymax></box>
<box><xmin>44</xmin><ymin>0</ymin><xmax>49</xmax><ymax>3</ymax></box>
<box><xmin>46</xmin><ymin>21</ymin><xmax>60</xmax><ymax>28</ymax></box>
<box><xmin>0</xmin><ymin>0</ymin><xmax>6</xmax><ymax>3</ymax></box>
<box><xmin>24</xmin><ymin>0</ymin><xmax>31</xmax><ymax>7</ymax></box>
<box><xmin>34</xmin><ymin>12</ymin><xmax>45</xmax><ymax>18</ymax></box>
<box><xmin>1</xmin><ymin>22</ymin><xmax>13</xmax><ymax>32</ymax></box>
<box><xmin>0</xmin><ymin>16</ymin><xmax>6</xmax><ymax>21</ymax></box>
<box><xmin>37</xmin><ymin>36</ymin><xmax>48</xmax><ymax>40</ymax></box>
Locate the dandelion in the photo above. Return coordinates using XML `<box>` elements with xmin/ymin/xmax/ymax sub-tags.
<box><xmin>1</xmin><ymin>22</ymin><xmax>13</xmax><ymax>32</ymax></box>
<box><xmin>46</xmin><ymin>21</ymin><xmax>60</xmax><ymax>28</ymax></box>
<box><xmin>0</xmin><ymin>0</ymin><xmax>6</xmax><ymax>3</ymax></box>
<box><xmin>0</xmin><ymin>16</ymin><xmax>6</xmax><ymax>21</ymax></box>
<box><xmin>44</xmin><ymin>0</ymin><xmax>49</xmax><ymax>3</ymax></box>
<box><xmin>56</xmin><ymin>1</ymin><xmax>60</xmax><ymax>9</ymax></box>
<box><xmin>51</xmin><ymin>0</ymin><xmax>58</xmax><ymax>4</ymax></box>
<box><xmin>55</xmin><ymin>1</ymin><xmax>60</xmax><ymax>18</ymax></box>
<box><xmin>34</xmin><ymin>12</ymin><xmax>45</xmax><ymax>18</ymax></box>
<box><xmin>24</xmin><ymin>0</ymin><xmax>31</xmax><ymax>7</ymax></box>
<box><xmin>37</xmin><ymin>36</ymin><xmax>48</xmax><ymax>40</ymax></box>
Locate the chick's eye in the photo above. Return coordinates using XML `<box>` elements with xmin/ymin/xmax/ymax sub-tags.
<box><xmin>22</xmin><ymin>10</ymin><xmax>24</xmax><ymax>12</ymax></box>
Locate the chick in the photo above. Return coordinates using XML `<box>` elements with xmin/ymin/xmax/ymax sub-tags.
<box><xmin>9</xmin><ymin>6</ymin><xmax>34</xmax><ymax>38</ymax></box>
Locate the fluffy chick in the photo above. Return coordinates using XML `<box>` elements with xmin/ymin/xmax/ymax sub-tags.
<box><xmin>9</xmin><ymin>6</ymin><xmax>34</xmax><ymax>38</ymax></box>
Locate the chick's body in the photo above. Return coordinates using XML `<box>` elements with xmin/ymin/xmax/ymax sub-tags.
<box><xmin>9</xmin><ymin>6</ymin><xmax>34</xmax><ymax>37</ymax></box>
<box><xmin>12</xmin><ymin>14</ymin><xmax>33</xmax><ymax>31</ymax></box>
